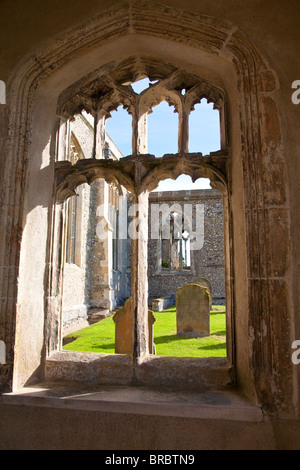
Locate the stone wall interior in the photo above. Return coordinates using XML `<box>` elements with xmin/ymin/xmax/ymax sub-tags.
<box><xmin>0</xmin><ymin>0</ymin><xmax>299</xmax><ymax>450</ymax></box>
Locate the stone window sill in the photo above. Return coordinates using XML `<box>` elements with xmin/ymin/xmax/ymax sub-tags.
<box><xmin>1</xmin><ymin>379</ymin><xmax>263</xmax><ymax>423</ymax></box>
<box><xmin>1</xmin><ymin>352</ymin><xmax>263</xmax><ymax>424</ymax></box>
<box><xmin>44</xmin><ymin>350</ymin><xmax>231</xmax><ymax>392</ymax></box>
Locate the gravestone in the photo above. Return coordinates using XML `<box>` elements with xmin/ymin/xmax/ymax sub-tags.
<box><xmin>176</xmin><ymin>283</ymin><xmax>210</xmax><ymax>337</ymax></box>
<box><xmin>113</xmin><ymin>297</ymin><xmax>156</xmax><ymax>354</ymax></box>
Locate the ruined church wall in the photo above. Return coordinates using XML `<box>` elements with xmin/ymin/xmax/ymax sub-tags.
<box><xmin>62</xmin><ymin>183</ymin><xmax>91</xmax><ymax>332</ymax></box>
<box><xmin>61</xmin><ymin>114</ymin><xmax>131</xmax><ymax>329</ymax></box>
<box><xmin>148</xmin><ymin>189</ymin><xmax>225</xmax><ymax>305</ymax></box>
<box><xmin>61</xmin><ymin>115</ymin><xmax>94</xmax><ymax>331</ymax></box>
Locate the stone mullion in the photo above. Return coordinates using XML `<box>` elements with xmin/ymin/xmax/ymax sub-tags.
<box><xmin>131</xmin><ymin>110</ymin><xmax>138</xmax><ymax>155</ymax></box>
<box><xmin>178</xmin><ymin>105</ymin><xmax>189</xmax><ymax>155</ymax></box>
<box><xmin>93</xmin><ymin>111</ymin><xmax>106</xmax><ymax>159</ymax></box>
<box><xmin>44</xmin><ymin>201</ymin><xmax>66</xmax><ymax>356</ymax></box>
<box><xmin>219</xmin><ymin>104</ymin><xmax>227</xmax><ymax>151</ymax></box>
<box><xmin>137</xmin><ymin>111</ymin><xmax>148</xmax><ymax>155</ymax></box>
<box><xmin>56</xmin><ymin>117</ymin><xmax>70</xmax><ymax>162</ymax></box>
<box><xmin>130</xmin><ymin>99</ymin><xmax>150</xmax><ymax>367</ymax></box>
<box><xmin>131</xmin><ymin>189</ymin><xmax>149</xmax><ymax>366</ymax></box>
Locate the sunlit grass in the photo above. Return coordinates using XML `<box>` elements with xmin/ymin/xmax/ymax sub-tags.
<box><xmin>63</xmin><ymin>305</ymin><xmax>226</xmax><ymax>357</ymax></box>
<box><xmin>153</xmin><ymin>306</ymin><xmax>226</xmax><ymax>357</ymax></box>
<box><xmin>63</xmin><ymin>315</ymin><xmax>116</xmax><ymax>354</ymax></box>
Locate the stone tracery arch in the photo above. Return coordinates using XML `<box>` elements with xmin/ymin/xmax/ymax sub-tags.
<box><xmin>0</xmin><ymin>1</ymin><xmax>293</xmax><ymax>418</ymax></box>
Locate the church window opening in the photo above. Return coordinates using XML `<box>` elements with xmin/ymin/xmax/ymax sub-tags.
<box><xmin>149</xmin><ymin>175</ymin><xmax>226</xmax><ymax>358</ymax></box>
<box><xmin>105</xmin><ymin>105</ymin><xmax>132</xmax><ymax>157</ymax></box>
<box><xmin>148</xmin><ymin>101</ymin><xmax>178</xmax><ymax>157</ymax></box>
<box><xmin>160</xmin><ymin>211</ymin><xmax>191</xmax><ymax>271</ymax></box>
<box><xmin>57</xmin><ymin>65</ymin><xmax>228</xmax><ymax>363</ymax></box>
<box><xmin>189</xmin><ymin>98</ymin><xmax>221</xmax><ymax>154</ymax></box>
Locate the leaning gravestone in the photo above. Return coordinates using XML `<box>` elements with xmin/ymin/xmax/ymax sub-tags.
<box><xmin>176</xmin><ymin>283</ymin><xmax>210</xmax><ymax>337</ymax></box>
<box><xmin>113</xmin><ymin>297</ymin><xmax>156</xmax><ymax>354</ymax></box>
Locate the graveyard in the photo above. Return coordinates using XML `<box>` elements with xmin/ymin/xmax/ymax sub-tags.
<box><xmin>63</xmin><ymin>303</ymin><xmax>226</xmax><ymax>358</ymax></box>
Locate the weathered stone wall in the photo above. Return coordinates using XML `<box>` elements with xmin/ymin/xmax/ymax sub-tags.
<box><xmin>62</xmin><ymin>183</ymin><xmax>91</xmax><ymax>331</ymax></box>
<box><xmin>62</xmin><ymin>116</ymin><xmax>93</xmax><ymax>331</ymax></box>
<box><xmin>61</xmin><ymin>114</ymin><xmax>131</xmax><ymax>328</ymax></box>
<box><xmin>86</xmin><ymin>179</ymin><xmax>131</xmax><ymax>312</ymax></box>
<box><xmin>1</xmin><ymin>2</ymin><xmax>298</xmax><ymax>439</ymax></box>
<box><xmin>0</xmin><ymin>0</ymin><xmax>299</xmax><ymax>452</ymax></box>
<box><xmin>148</xmin><ymin>189</ymin><xmax>225</xmax><ymax>305</ymax></box>
<box><xmin>62</xmin><ymin>182</ymin><xmax>226</xmax><ymax>333</ymax></box>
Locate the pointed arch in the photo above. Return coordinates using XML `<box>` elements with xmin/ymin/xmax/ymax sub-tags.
<box><xmin>0</xmin><ymin>1</ymin><xmax>293</xmax><ymax>419</ymax></box>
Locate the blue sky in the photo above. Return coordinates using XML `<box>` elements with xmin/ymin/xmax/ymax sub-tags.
<box><xmin>105</xmin><ymin>78</ymin><xmax>220</xmax><ymax>191</ymax></box>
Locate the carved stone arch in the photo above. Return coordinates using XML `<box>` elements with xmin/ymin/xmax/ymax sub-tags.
<box><xmin>1</xmin><ymin>1</ymin><xmax>293</xmax><ymax>419</ymax></box>
<box><xmin>57</xmin><ymin>59</ymin><xmax>227</xmax><ymax>157</ymax></box>
<box><xmin>138</xmin><ymin>83</ymin><xmax>181</xmax><ymax>117</ymax></box>
<box><xmin>55</xmin><ymin>160</ymin><xmax>135</xmax><ymax>202</ymax></box>
<box><xmin>139</xmin><ymin>154</ymin><xmax>227</xmax><ymax>194</ymax></box>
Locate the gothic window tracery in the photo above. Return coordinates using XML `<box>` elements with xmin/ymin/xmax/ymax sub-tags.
<box><xmin>57</xmin><ymin>61</ymin><xmax>226</xmax><ymax>164</ymax></box>
<box><xmin>56</xmin><ymin>60</ymin><xmax>228</xmax><ymax>361</ymax></box>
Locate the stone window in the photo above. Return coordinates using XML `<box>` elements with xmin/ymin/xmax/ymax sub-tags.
<box><xmin>161</xmin><ymin>211</ymin><xmax>191</xmax><ymax>271</ymax></box>
<box><xmin>55</xmin><ymin>60</ymin><xmax>228</xmax><ymax>368</ymax></box>
<box><xmin>148</xmin><ymin>100</ymin><xmax>178</xmax><ymax>157</ymax></box>
<box><xmin>105</xmin><ymin>106</ymin><xmax>132</xmax><ymax>158</ymax></box>
<box><xmin>189</xmin><ymin>98</ymin><xmax>221</xmax><ymax>154</ymax></box>
<box><xmin>4</xmin><ymin>6</ymin><xmax>290</xmax><ymax>416</ymax></box>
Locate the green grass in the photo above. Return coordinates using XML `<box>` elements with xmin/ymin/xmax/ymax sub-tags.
<box><xmin>153</xmin><ymin>306</ymin><xmax>226</xmax><ymax>357</ymax></box>
<box><xmin>63</xmin><ymin>305</ymin><xmax>226</xmax><ymax>357</ymax></box>
<box><xmin>63</xmin><ymin>315</ymin><xmax>116</xmax><ymax>354</ymax></box>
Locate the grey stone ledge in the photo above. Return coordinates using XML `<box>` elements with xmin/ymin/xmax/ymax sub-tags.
<box><xmin>2</xmin><ymin>382</ymin><xmax>263</xmax><ymax>423</ymax></box>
